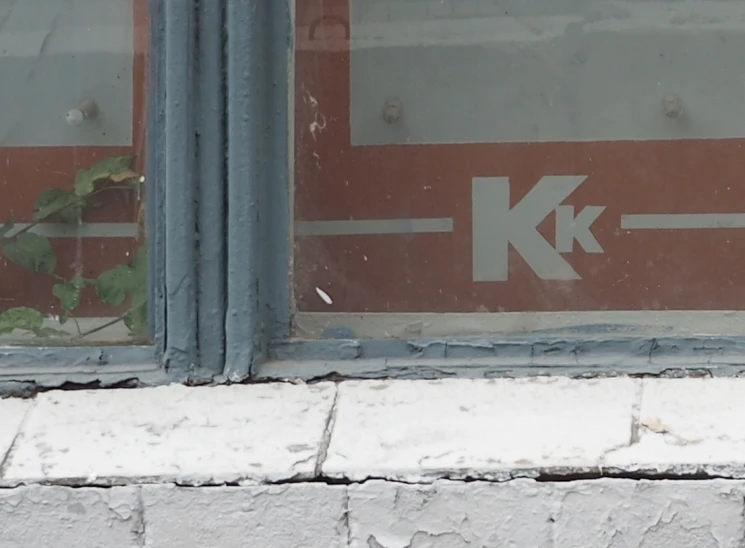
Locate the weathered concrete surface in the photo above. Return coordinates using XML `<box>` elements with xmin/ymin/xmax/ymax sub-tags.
<box><xmin>7</xmin><ymin>378</ymin><xmax>745</xmax><ymax>487</ymax></box>
<box><xmin>0</xmin><ymin>485</ymin><xmax>141</xmax><ymax>548</ymax></box>
<box><xmin>348</xmin><ymin>479</ymin><xmax>554</xmax><ymax>547</ymax></box>
<box><xmin>2</xmin><ymin>383</ymin><xmax>336</xmax><ymax>485</ymax></box>
<box><xmin>0</xmin><ymin>397</ymin><xmax>29</xmax><ymax>466</ymax></box>
<box><xmin>323</xmin><ymin>378</ymin><xmax>640</xmax><ymax>482</ymax></box>
<box><xmin>142</xmin><ymin>483</ymin><xmax>347</xmax><ymax>548</ymax></box>
<box><xmin>1</xmin><ymin>480</ymin><xmax>743</xmax><ymax>547</ymax></box>
<box><xmin>607</xmin><ymin>378</ymin><xmax>745</xmax><ymax>475</ymax></box>
<box><xmin>3</xmin><ymin>379</ymin><xmax>745</xmax><ymax>546</ymax></box>
<box><xmin>348</xmin><ymin>479</ymin><xmax>745</xmax><ymax>548</ymax></box>
<box><xmin>551</xmin><ymin>480</ymin><xmax>745</xmax><ymax>548</ymax></box>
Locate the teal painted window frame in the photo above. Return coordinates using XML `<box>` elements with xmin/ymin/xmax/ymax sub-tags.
<box><xmin>5</xmin><ymin>0</ymin><xmax>742</xmax><ymax>391</ymax></box>
<box><xmin>234</xmin><ymin>0</ymin><xmax>745</xmax><ymax>382</ymax></box>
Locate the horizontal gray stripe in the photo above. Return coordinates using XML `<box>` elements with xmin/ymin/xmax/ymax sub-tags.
<box><xmin>7</xmin><ymin>222</ymin><xmax>138</xmax><ymax>238</ymax></box>
<box><xmin>295</xmin><ymin>218</ymin><xmax>454</xmax><ymax>236</ymax></box>
<box><xmin>621</xmin><ymin>214</ymin><xmax>745</xmax><ymax>230</ymax></box>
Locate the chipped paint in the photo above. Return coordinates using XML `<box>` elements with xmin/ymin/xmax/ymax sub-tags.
<box><xmin>2</xmin><ymin>380</ymin><xmax>745</xmax><ymax>545</ymax></box>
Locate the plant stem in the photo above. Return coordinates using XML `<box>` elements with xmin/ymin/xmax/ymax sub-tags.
<box><xmin>70</xmin><ymin>315</ymin><xmax>83</xmax><ymax>337</ymax></box>
<box><xmin>75</xmin><ymin>316</ymin><xmax>124</xmax><ymax>339</ymax></box>
<box><xmin>76</xmin><ymin>301</ymin><xmax>146</xmax><ymax>339</ymax></box>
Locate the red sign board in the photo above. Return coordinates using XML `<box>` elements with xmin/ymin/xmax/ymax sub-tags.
<box><xmin>0</xmin><ymin>1</ymin><xmax>147</xmax><ymax>318</ymax></box>
<box><xmin>294</xmin><ymin>0</ymin><xmax>745</xmax><ymax>313</ymax></box>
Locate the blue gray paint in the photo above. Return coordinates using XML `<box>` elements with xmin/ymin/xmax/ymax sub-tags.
<box><xmin>196</xmin><ymin>0</ymin><xmax>227</xmax><ymax>374</ymax></box>
<box><xmin>146</xmin><ymin>0</ymin><xmax>166</xmax><ymax>356</ymax></box>
<box><xmin>258</xmin><ymin>334</ymin><xmax>745</xmax><ymax>381</ymax></box>
<box><xmin>163</xmin><ymin>0</ymin><xmax>199</xmax><ymax>373</ymax></box>
<box><xmin>0</xmin><ymin>346</ymin><xmax>155</xmax><ymax>371</ymax></box>
<box><xmin>254</xmin><ymin>357</ymin><xmax>740</xmax><ymax>382</ymax></box>
<box><xmin>224</xmin><ymin>0</ymin><xmax>265</xmax><ymax>380</ymax></box>
<box><xmin>223</xmin><ymin>0</ymin><xmax>292</xmax><ymax>378</ymax></box>
<box><xmin>261</xmin><ymin>0</ymin><xmax>293</xmax><ymax>342</ymax></box>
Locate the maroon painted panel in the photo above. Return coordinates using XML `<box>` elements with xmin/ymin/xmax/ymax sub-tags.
<box><xmin>294</xmin><ymin>0</ymin><xmax>745</xmax><ymax>314</ymax></box>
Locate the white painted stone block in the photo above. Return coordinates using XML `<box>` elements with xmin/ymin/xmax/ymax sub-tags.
<box><xmin>348</xmin><ymin>479</ymin><xmax>553</xmax><ymax>548</ymax></box>
<box><xmin>552</xmin><ymin>479</ymin><xmax>745</xmax><ymax>548</ymax></box>
<box><xmin>349</xmin><ymin>479</ymin><xmax>745</xmax><ymax>548</ymax></box>
<box><xmin>0</xmin><ymin>485</ymin><xmax>141</xmax><ymax>548</ymax></box>
<box><xmin>0</xmin><ymin>397</ymin><xmax>30</xmax><ymax>464</ymax></box>
<box><xmin>3</xmin><ymin>383</ymin><xmax>336</xmax><ymax>485</ymax></box>
<box><xmin>324</xmin><ymin>378</ymin><xmax>639</xmax><ymax>481</ymax></box>
<box><xmin>141</xmin><ymin>483</ymin><xmax>347</xmax><ymax>548</ymax></box>
<box><xmin>606</xmin><ymin>378</ymin><xmax>745</xmax><ymax>474</ymax></box>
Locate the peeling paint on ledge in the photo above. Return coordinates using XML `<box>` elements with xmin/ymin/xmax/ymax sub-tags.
<box><xmin>0</xmin><ymin>346</ymin><xmax>155</xmax><ymax>370</ymax></box>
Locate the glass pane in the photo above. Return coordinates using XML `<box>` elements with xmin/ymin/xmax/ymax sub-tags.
<box><xmin>0</xmin><ymin>0</ymin><xmax>149</xmax><ymax>345</ymax></box>
<box><xmin>294</xmin><ymin>0</ymin><xmax>745</xmax><ymax>339</ymax></box>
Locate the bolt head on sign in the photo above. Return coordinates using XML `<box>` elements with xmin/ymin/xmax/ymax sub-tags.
<box><xmin>293</xmin><ymin>0</ymin><xmax>745</xmax><ymax>314</ymax></box>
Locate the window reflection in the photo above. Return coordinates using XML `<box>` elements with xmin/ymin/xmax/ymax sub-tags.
<box><xmin>0</xmin><ymin>0</ymin><xmax>149</xmax><ymax>345</ymax></box>
<box><xmin>294</xmin><ymin>0</ymin><xmax>745</xmax><ymax>339</ymax></box>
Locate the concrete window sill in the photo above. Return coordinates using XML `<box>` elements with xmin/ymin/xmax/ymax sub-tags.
<box><xmin>2</xmin><ymin>377</ymin><xmax>745</xmax><ymax>547</ymax></box>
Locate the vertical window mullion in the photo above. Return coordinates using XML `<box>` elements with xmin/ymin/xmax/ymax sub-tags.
<box><xmin>224</xmin><ymin>0</ymin><xmax>265</xmax><ymax>380</ymax></box>
<box><xmin>162</xmin><ymin>0</ymin><xmax>199</xmax><ymax>372</ymax></box>
<box><xmin>196</xmin><ymin>0</ymin><xmax>227</xmax><ymax>374</ymax></box>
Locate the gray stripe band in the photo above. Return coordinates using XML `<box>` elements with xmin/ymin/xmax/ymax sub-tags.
<box><xmin>295</xmin><ymin>218</ymin><xmax>454</xmax><ymax>236</ymax></box>
<box><xmin>621</xmin><ymin>214</ymin><xmax>745</xmax><ymax>230</ymax></box>
<box><xmin>7</xmin><ymin>223</ymin><xmax>139</xmax><ymax>238</ymax></box>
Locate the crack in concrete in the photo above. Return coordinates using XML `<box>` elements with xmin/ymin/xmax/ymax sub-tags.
<box><xmin>0</xmin><ymin>403</ymin><xmax>32</xmax><ymax>481</ymax></box>
<box><xmin>132</xmin><ymin>487</ymin><xmax>146</xmax><ymax>547</ymax></box>
<box><xmin>315</xmin><ymin>386</ymin><xmax>340</xmax><ymax>477</ymax></box>
<box><xmin>599</xmin><ymin>382</ymin><xmax>644</xmax><ymax>467</ymax></box>
<box><xmin>341</xmin><ymin>488</ymin><xmax>351</xmax><ymax>546</ymax></box>
<box><xmin>630</xmin><ymin>380</ymin><xmax>643</xmax><ymax>445</ymax></box>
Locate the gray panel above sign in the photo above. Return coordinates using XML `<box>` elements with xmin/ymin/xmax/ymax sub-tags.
<box><xmin>350</xmin><ymin>0</ymin><xmax>745</xmax><ymax>145</ymax></box>
<box><xmin>0</xmin><ymin>0</ymin><xmax>134</xmax><ymax>147</ymax></box>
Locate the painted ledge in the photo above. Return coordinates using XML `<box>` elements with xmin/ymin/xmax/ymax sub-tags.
<box><xmin>1</xmin><ymin>378</ymin><xmax>745</xmax><ymax>487</ymax></box>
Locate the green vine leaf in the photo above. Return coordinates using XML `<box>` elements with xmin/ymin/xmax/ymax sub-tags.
<box><xmin>33</xmin><ymin>189</ymin><xmax>86</xmax><ymax>223</ymax></box>
<box><xmin>96</xmin><ymin>265</ymin><xmax>134</xmax><ymax>306</ymax></box>
<box><xmin>1</xmin><ymin>232</ymin><xmax>56</xmax><ymax>273</ymax></box>
<box><xmin>0</xmin><ymin>220</ymin><xmax>13</xmax><ymax>238</ymax></box>
<box><xmin>110</xmin><ymin>170</ymin><xmax>141</xmax><ymax>184</ymax></box>
<box><xmin>2</xmin><ymin>153</ymin><xmax>145</xmax><ymax>339</ymax></box>
<box><xmin>53</xmin><ymin>275</ymin><xmax>87</xmax><ymax>315</ymax></box>
<box><xmin>74</xmin><ymin>156</ymin><xmax>135</xmax><ymax>196</ymax></box>
<box><xmin>0</xmin><ymin>307</ymin><xmax>44</xmax><ymax>335</ymax></box>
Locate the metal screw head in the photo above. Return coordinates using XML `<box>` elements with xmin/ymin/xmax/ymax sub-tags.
<box><xmin>662</xmin><ymin>93</ymin><xmax>684</xmax><ymax>119</ymax></box>
<box><xmin>383</xmin><ymin>98</ymin><xmax>402</xmax><ymax>124</ymax></box>
<box><xmin>66</xmin><ymin>99</ymin><xmax>99</xmax><ymax>126</ymax></box>
<box><xmin>65</xmin><ymin>109</ymin><xmax>85</xmax><ymax>126</ymax></box>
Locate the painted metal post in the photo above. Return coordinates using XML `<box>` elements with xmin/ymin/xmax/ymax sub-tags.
<box><xmin>146</xmin><ymin>0</ymin><xmax>166</xmax><ymax>358</ymax></box>
<box><xmin>163</xmin><ymin>0</ymin><xmax>199</xmax><ymax>373</ymax></box>
<box><xmin>224</xmin><ymin>0</ymin><xmax>292</xmax><ymax>380</ymax></box>
<box><xmin>196</xmin><ymin>0</ymin><xmax>227</xmax><ymax>374</ymax></box>
<box><xmin>224</xmin><ymin>0</ymin><xmax>264</xmax><ymax>379</ymax></box>
<box><xmin>261</xmin><ymin>0</ymin><xmax>292</xmax><ymax>342</ymax></box>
